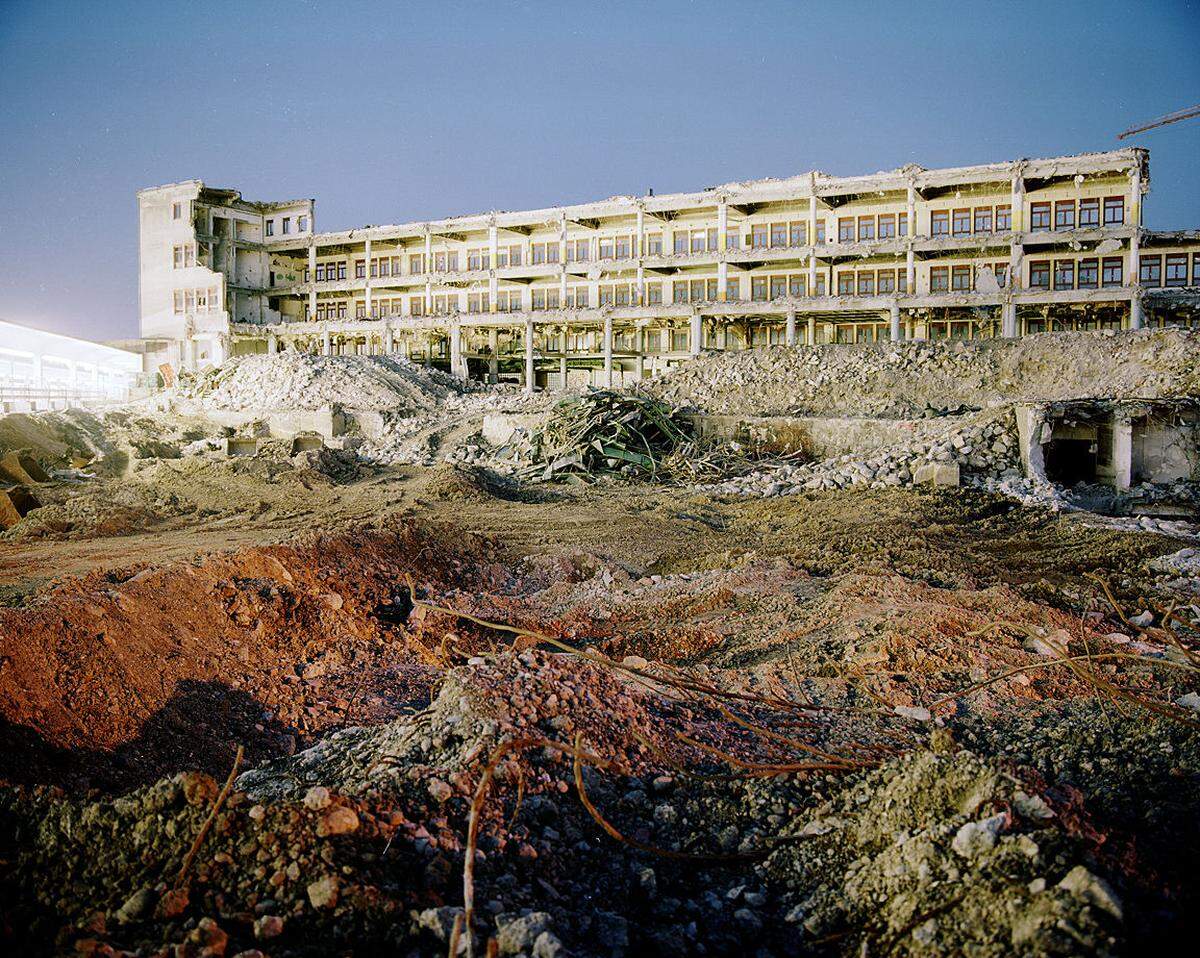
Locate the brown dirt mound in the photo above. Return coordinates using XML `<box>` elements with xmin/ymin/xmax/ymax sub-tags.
<box><xmin>0</xmin><ymin>520</ymin><xmax>508</xmax><ymax>791</ymax></box>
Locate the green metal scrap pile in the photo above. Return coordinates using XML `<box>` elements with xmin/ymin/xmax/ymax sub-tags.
<box><xmin>520</xmin><ymin>390</ymin><xmax>693</xmax><ymax>482</ymax></box>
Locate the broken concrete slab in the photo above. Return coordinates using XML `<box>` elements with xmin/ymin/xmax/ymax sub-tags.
<box><xmin>290</xmin><ymin>434</ymin><xmax>325</xmax><ymax>456</ymax></box>
<box><xmin>913</xmin><ymin>461</ymin><xmax>961</xmax><ymax>486</ymax></box>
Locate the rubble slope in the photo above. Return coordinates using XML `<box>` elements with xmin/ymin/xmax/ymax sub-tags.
<box><xmin>646</xmin><ymin>328</ymin><xmax>1200</xmax><ymax>418</ymax></box>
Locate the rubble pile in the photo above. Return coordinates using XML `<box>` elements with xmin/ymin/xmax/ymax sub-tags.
<box><xmin>357</xmin><ymin>391</ymin><xmax>551</xmax><ymax>467</ymax></box>
<box><xmin>516</xmin><ymin>390</ymin><xmax>693</xmax><ymax>482</ymax></box>
<box><xmin>648</xmin><ymin>328</ymin><xmax>1200</xmax><ymax>418</ymax></box>
<box><xmin>180</xmin><ymin>352</ymin><xmax>471</xmax><ymax>412</ymax></box>
<box><xmin>699</xmin><ymin>410</ymin><xmax>1018</xmax><ymax>496</ymax></box>
<box><xmin>765</xmin><ymin>747</ymin><xmax>1125</xmax><ymax>957</ymax></box>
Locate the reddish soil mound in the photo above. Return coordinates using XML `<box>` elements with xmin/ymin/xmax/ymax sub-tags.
<box><xmin>0</xmin><ymin>521</ymin><xmax>511</xmax><ymax>791</ymax></box>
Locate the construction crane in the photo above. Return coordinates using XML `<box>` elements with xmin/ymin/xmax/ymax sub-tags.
<box><xmin>1118</xmin><ymin>104</ymin><xmax>1200</xmax><ymax>139</ymax></box>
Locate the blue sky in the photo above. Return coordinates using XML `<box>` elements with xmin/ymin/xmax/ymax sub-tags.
<box><xmin>1</xmin><ymin>0</ymin><xmax>1198</xmax><ymax>341</ymax></box>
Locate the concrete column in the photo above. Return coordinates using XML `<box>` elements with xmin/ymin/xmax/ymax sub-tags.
<box><xmin>637</xmin><ymin>326</ymin><xmax>646</xmax><ymax>380</ymax></box>
<box><xmin>603</xmin><ymin>314</ymin><xmax>614</xmax><ymax>387</ymax></box>
<box><xmin>635</xmin><ymin>208</ymin><xmax>645</xmax><ymax>303</ymax></box>
<box><xmin>1130</xmin><ymin>163</ymin><xmax>1143</xmax><ymax>228</ymax></box>
<box><xmin>807</xmin><ymin>314</ymin><xmax>817</xmax><ymax>345</ymax></box>
<box><xmin>717</xmin><ymin>201</ymin><xmax>728</xmax><ymax>300</ymax></box>
<box><xmin>808</xmin><ymin>253</ymin><xmax>817</xmax><ymax>298</ymax></box>
<box><xmin>1008</xmin><ymin>172</ymin><xmax>1026</xmax><ymax>305</ymax></box>
<box><xmin>1113</xmin><ymin>415</ymin><xmax>1133</xmax><ymax>491</ymax></box>
<box><xmin>689</xmin><ymin>313</ymin><xmax>703</xmax><ymax>357</ymax></box>
<box><xmin>485</xmin><ymin>327</ymin><xmax>499</xmax><ymax>382</ymax></box>
<box><xmin>785</xmin><ymin>309</ymin><xmax>797</xmax><ymax>346</ymax></box>
<box><xmin>450</xmin><ymin>321</ymin><xmax>466</xmax><ymax>379</ymax></box>
<box><xmin>384</xmin><ymin>325</ymin><xmax>394</xmax><ymax>354</ymax></box>
<box><xmin>524</xmin><ymin>317</ymin><xmax>535</xmax><ymax>394</ymax></box>
<box><xmin>808</xmin><ymin>189</ymin><xmax>818</xmax><ymax>247</ymax></box>
<box><xmin>321</xmin><ymin>329</ymin><xmax>331</xmax><ymax>356</ymax></box>
<box><xmin>424</xmin><ymin>231</ymin><xmax>433</xmax><ymax>314</ymax></box>
<box><xmin>364</xmin><ymin>237</ymin><xmax>373</xmax><ymax>318</ymax></box>
<box><xmin>889</xmin><ymin>302</ymin><xmax>901</xmax><ymax>342</ymax></box>
<box><xmin>559</xmin><ymin>213</ymin><xmax>569</xmax><ymax>305</ymax></box>
<box><xmin>488</xmin><ymin>222</ymin><xmax>500</xmax><ymax>313</ymax></box>
<box><xmin>905</xmin><ymin>247</ymin><xmax>916</xmax><ymax>296</ymax></box>
<box><xmin>308</xmin><ymin>241</ymin><xmax>317</xmax><ymax>317</ymax></box>
<box><xmin>1001</xmin><ymin>303</ymin><xmax>1018</xmax><ymax>338</ymax></box>
<box><xmin>1129</xmin><ymin>292</ymin><xmax>1144</xmax><ymax>330</ymax></box>
<box><xmin>266</xmin><ymin>331</ymin><xmax>277</xmax><ymax>354</ymax></box>
<box><xmin>906</xmin><ymin>183</ymin><xmax>917</xmax><ymax>240</ymax></box>
<box><xmin>1010</xmin><ymin>169</ymin><xmax>1025</xmax><ymax>234</ymax></box>
<box><xmin>1128</xmin><ymin>165</ymin><xmax>1143</xmax><ymax>330</ymax></box>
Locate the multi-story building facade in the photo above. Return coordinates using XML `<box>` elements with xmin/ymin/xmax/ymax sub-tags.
<box><xmin>138</xmin><ymin>148</ymin><xmax>1200</xmax><ymax>389</ymax></box>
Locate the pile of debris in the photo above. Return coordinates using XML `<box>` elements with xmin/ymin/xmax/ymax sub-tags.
<box><xmin>179</xmin><ymin>353</ymin><xmax>470</xmax><ymax>412</ymax></box>
<box><xmin>647</xmin><ymin>328</ymin><xmax>1200</xmax><ymax>419</ymax></box>
<box><xmin>698</xmin><ymin>409</ymin><xmax>1019</xmax><ymax>497</ymax></box>
<box><xmin>514</xmin><ymin>390</ymin><xmax>693</xmax><ymax>482</ymax></box>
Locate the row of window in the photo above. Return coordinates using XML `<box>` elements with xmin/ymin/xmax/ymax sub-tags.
<box><xmin>172</xmin><ymin>287</ymin><xmax>221</xmax><ymax>314</ymax></box>
<box><xmin>929</xmin><ymin>205</ymin><xmax>1012</xmax><ymax>238</ymax></box>
<box><xmin>300</xmin><ymin>251</ymin><xmax>1199</xmax><ymax>320</ymax></box>
<box><xmin>926</xmin><ymin>197</ymin><xmax>1127</xmax><ymax>238</ymax></box>
<box><xmin>836</xmin><ymin>213</ymin><xmax>912</xmax><ymax>244</ymax></box>
<box><xmin>1028</xmin><ymin>197</ymin><xmax>1124</xmax><ymax>232</ymax></box>
<box><xmin>1027</xmin><ymin>257</ymin><xmax>1125</xmax><ymax>290</ymax></box>
<box><xmin>928</xmin><ymin>264</ymin><xmax>1010</xmax><ymax>293</ymax></box>
<box><xmin>837</xmin><ymin>269</ymin><xmax>920</xmax><ymax>295</ymax></box>
<box><xmin>294</xmin><ymin>205</ymin><xmax>1148</xmax><ymax>286</ymax></box>
<box><xmin>1138</xmin><ymin>253</ymin><xmax>1200</xmax><ymax>287</ymax></box>
<box><xmin>265</xmin><ymin>214</ymin><xmax>308</xmax><ymax>236</ymax></box>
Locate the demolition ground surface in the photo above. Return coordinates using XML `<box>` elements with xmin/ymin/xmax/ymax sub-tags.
<box><xmin>1</xmin><ymin>331</ymin><xmax>1199</xmax><ymax>957</ymax></box>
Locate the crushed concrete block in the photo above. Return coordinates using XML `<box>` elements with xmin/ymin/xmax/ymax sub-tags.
<box><xmin>913</xmin><ymin>461</ymin><xmax>960</xmax><ymax>487</ymax></box>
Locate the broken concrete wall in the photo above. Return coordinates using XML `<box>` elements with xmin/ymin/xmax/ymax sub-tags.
<box><xmin>1133</xmin><ymin>412</ymin><xmax>1200</xmax><ymax>483</ymax></box>
<box><xmin>691</xmin><ymin>413</ymin><xmax>925</xmax><ymax>458</ymax></box>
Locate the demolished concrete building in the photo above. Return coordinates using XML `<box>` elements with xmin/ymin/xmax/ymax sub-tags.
<box><xmin>138</xmin><ymin>148</ymin><xmax>1200</xmax><ymax>390</ymax></box>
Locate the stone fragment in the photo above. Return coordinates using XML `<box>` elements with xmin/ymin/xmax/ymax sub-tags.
<box><xmin>306</xmin><ymin>874</ymin><xmax>340</xmax><ymax>909</ymax></box>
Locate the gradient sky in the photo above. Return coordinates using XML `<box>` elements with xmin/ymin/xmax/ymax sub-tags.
<box><xmin>1</xmin><ymin>0</ymin><xmax>1198</xmax><ymax>342</ymax></box>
